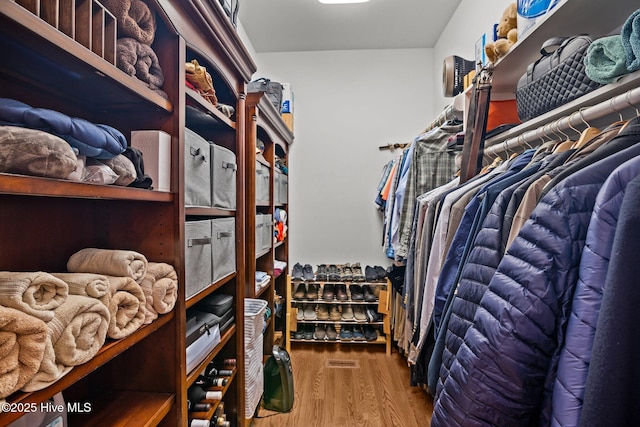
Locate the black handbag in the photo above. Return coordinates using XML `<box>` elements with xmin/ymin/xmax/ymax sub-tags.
<box><xmin>248</xmin><ymin>78</ymin><xmax>284</xmax><ymax>112</ymax></box>
<box><xmin>516</xmin><ymin>35</ymin><xmax>603</xmax><ymax>122</ymax></box>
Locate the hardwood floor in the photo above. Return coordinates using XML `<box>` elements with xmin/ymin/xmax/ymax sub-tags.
<box><xmin>254</xmin><ymin>344</ymin><xmax>434</xmax><ymax>427</ymax></box>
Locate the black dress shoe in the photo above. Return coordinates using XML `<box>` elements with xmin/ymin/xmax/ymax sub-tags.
<box><xmin>364</xmin><ymin>265</ymin><xmax>377</xmax><ymax>282</ymax></box>
<box><xmin>363</xmin><ymin>285</ymin><xmax>377</xmax><ymax>302</ymax></box>
<box><xmin>350</xmin><ymin>284</ymin><xmax>364</xmax><ymax>301</ymax></box>
<box><xmin>374</xmin><ymin>265</ymin><xmax>387</xmax><ymax>281</ymax></box>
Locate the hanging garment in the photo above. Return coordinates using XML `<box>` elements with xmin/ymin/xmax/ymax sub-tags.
<box><xmin>579</xmin><ymin>174</ymin><xmax>640</xmax><ymax>427</ymax></box>
<box><xmin>431</xmin><ymin>118</ymin><xmax>640</xmax><ymax>427</ymax></box>
<box><xmin>549</xmin><ymin>155</ymin><xmax>640</xmax><ymax>427</ymax></box>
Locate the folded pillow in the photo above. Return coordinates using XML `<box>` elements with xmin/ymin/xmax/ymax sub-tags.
<box><xmin>0</xmin><ymin>125</ymin><xmax>77</xmax><ymax>178</ymax></box>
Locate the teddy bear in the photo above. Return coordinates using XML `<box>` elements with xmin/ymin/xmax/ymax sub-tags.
<box><xmin>484</xmin><ymin>2</ymin><xmax>518</xmax><ymax>64</ymax></box>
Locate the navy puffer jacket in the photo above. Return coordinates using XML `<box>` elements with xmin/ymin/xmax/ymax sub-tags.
<box><xmin>431</xmin><ymin>140</ymin><xmax>640</xmax><ymax>427</ymax></box>
<box><xmin>550</xmin><ymin>155</ymin><xmax>640</xmax><ymax>427</ymax></box>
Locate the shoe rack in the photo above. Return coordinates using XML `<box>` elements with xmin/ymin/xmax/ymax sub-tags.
<box><xmin>285</xmin><ymin>275</ymin><xmax>392</xmax><ymax>355</ymax></box>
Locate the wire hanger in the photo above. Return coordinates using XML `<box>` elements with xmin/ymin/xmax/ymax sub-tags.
<box><xmin>553</xmin><ymin>119</ymin><xmax>576</xmax><ymax>153</ymax></box>
<box><xmin>626</xmin><ymin>90</ymin><xmax>640</xmax><ymax>117</ymax></box>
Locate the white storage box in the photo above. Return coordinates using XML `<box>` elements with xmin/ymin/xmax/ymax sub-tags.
<box><xmin>184</xmin><ymin>128</ymin><xmax>211</xmax><ymax>207</ymax></box>
<box><xmin>131</xmin><ymin>130</ymin><xmax>171</xmax><ymax>192</ymax></box>
<box><xmin>211</xmin><ymin>143</ymin><xmax>237</xmax><ymax>210</ymax></box>
<box><xmin>185</xmin><ymin>220</ymin><xmax>213</xmax><ymax>298</ymax></box>
<box><xmin>211</xmin><ymin>218</ymin><xmax>236</xmax><ymax>283</ymax></box>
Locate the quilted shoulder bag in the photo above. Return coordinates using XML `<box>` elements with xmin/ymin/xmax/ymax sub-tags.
<box><xmin>515</xmin><ymin>35</ymin><xmax>602</xmax><ymax>122</ymax></box>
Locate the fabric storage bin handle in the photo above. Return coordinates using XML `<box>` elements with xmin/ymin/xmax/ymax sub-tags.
<box><xmin>256</xmin><ymin>169</ymin><xmax>264</xmax><ymax>175</ymax></box>
<box><xmin>188</xmin><ymin>237</ymin><xmax>212</xmax><ymax>247</ymax></box>
<box><xmin>222</xmin><ymin>161</ymin><xmax>237</xmax><ymax>171</ymax></box>
<box><xmin>189</xmin><ymin>147</ymin><xmax>207</xmax><ymax>162</ymax></box>
<box><xmin>217</xmin><ymin>231</ymin><xmax>233</xmax><ymax>239</ymax></box>
<box><xmin>256</xmin><ymin>223</ymin><xmax>264</xmax><ymax>228</ymax></box>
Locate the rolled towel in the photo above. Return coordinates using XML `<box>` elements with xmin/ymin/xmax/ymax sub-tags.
<box><xmin>585</xmin><ymin>35</ymin><xmax>630</xmax><ymax>84</ymax></box>
<box><xmin>102</xmin><ymin>0</ymin><xmax>156</xmax><ymax>45</ymax></box>
<box><xmin>22</xmin><ymin>295</ymin><xmax>109</xmax><ymax>392</ymax></box>
<box><xmin>0</xmin><ymin>306</ymin><xmax>48</xmax><ymax>398</ymax></box>
<box><xmin>67</xmin><ymin>248</ymin><xmax>148</xmax><ymax>283</ymax></box>
<box><xmin>104</xmin><ymin>276</ymin><xmax>146</xmax><ymax>339</ymax></box>
<box><xmin>139</xmin><ymin>262</ymin><xmax>178</xmax><ymax>324</ymax></box>
<box><xmin>622</xmin><ymin>8</ymin><xmax>640</xmax><ymax>71</ymax></box>
<box><xmin>51</xmin><ymin>272</ymin><xmax>110</xmax><ymax>304</ymax></box>
<box><xmin>0</xmin><ymin>272</ymin><xmax>68</xmax><ymax>322</ymax></box>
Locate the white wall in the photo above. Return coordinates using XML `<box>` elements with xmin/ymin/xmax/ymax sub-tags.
<box><xmin>252</xmin><ymin>49</ymin><xmax>434</xmax><ymax>268</ymax></box>
<box><xmin>432</xmin><ymin>0</ymin><xmax>514</xmax><ymax>113</ymax></box>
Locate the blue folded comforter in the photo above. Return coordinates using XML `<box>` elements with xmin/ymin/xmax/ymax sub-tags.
<box><xmin>0</xmin><ymin>98</ymin><xmax>127</xmax><ymax>159</ymax></box>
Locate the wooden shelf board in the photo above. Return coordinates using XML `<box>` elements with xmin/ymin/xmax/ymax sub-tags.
<box><xmin>186</xmin><ymin>325</ymin><xmax>236</xmax><ymax>386</ymax></box>
<box><xmin>0</xmin><ymin>173</ymin><xmax>173</xmax><ymax>202</ymax></box>
<box><xmin>1</xmin><ymin>313</ymin><xmax>174</xmax><ymax>424</ymax></box>
<box><xmin>185</xmin><ymin>206</ymin><xmax>236</xmax><ymax>217</ymax></box>
<box><xmin>291</xmin><ymin>299</ymin><xmax>380</xmax><ymax>305</ymax></box>
<box><xmin>294</xmin><ymin>320</ymin><xmax>384</xmax><ymax>325</ymax></box>
<box><xmin>255</xmin><ymin>248</ymin><xmax>271</xmax><ymax>259</ymax></box>
<box><xmin>67</xmin><ymin>390</ymin><xmax>174</xmax><ymax>427</ymax></box>
<box><xmin>291</xmin><ymin>279</ymin><xmax>388</xmax><ymax>286</ymax></box>
<box><xmin>290</xmin><ymin>337</ymin><xmax>387</xmax><ymax>345</ymax></box>
<box><xmin>185</xmin><ymin>88</ymin><xmax>236</xmax><ymax>130</ymax></box>
<box><xmin>255</xmin><ymin>282</ymin><xmax>272</xmax><ymax>298</ymax></box>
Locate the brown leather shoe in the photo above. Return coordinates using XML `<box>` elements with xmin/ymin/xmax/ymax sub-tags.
<box><xmin>336</xmin><ymin>284</ymin><xmax>348</xmax><ymax>301</ymax></box>
<box><xmin>306</xmin><ymin>284</ymin><xmax>319</xmax><ymax>300</ymax></box>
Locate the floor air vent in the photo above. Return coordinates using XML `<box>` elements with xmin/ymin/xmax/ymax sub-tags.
<box><xmin>325</xmin><ymin>359</ymin><xmax>360</xmax><ymax>369</ymax></box>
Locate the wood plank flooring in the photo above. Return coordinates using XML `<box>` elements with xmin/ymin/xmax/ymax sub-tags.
<box><xmin>254</xmin><ymin>344</ymin><xmax>434</xmax><ymax>427</ymax></box>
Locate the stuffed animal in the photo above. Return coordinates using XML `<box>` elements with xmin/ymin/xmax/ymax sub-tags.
<box><xmin>485</xmin><ymin>2</ymin><xmax>518</xmax><ymax>63</ymax></box>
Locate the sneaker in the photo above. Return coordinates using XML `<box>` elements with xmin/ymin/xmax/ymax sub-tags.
<box><xmin>374</xmin><ymin>265</ymin><xmax>387</xmax><ymax>281</ymax></box>
<box><xmin>317</xmin><ymin>304</ymin><xmax>330</xmax><ymax>320</ymax></box>
<box><xmin>329</xmin><ymin>305</ymin><xmax>341</xmax><ymax>321</ymax></box>
<box><xmin>326</xmin><ymin>324</ymin><xmax>338</xmax><ymax>340</ymax></box>
<box><xmin>335</xmin><ymin>284</ymin><xmax>348</xmax><ymax>301</ymax></box>
<box><xmin>341</xmin><ymin>264</ymin><xmax>353</xmax><ymax>281</ymax></box>
<box><xmin>303</xmin><ymin>264</ymin><xmax>315</xmax><ymax>281</ymax></box>
<box><xmin>327</xmin><ymin>264</ymin><xmax>340</xmax><ymax>281</ymax></box>
<box><xmin>363</xmin><ymin>325</ymin><xmax>378</xmax><ymax>341</ymax></box>
<box><xmin>313</xmin><ymin>324</ymin><xmax>326</xmax><ymax>340</ymax></box>
<box><xmin>353</xmin><ymin>305</ymin><xmax>367</xmax><ymax>322</ymax></box>
<box><xmin>316</xmin><ymin>264</ymin><xmax>328</xmax><ymax>282</ymax></box>
<box><xmin>339</xmin><ymin>324</ymin><xmax>353</xmax><ymax>340</ymax></box>
<box><xmin>292</xmin><ymin>262</ymin><xmax>304</xmax><ymax>281</ymax></box>
<box><xmin>365</xmin><ymin>307</ymin><xmax>382</xmax><ymax>322</ymax></box>
<box><xmin>351</xmin><ymin>263</ymin><xmax>365</xmax><ymax>282</ymax></box>
<box><xmin>364</xmin><ymin>265</ymin><xmax>377</xmax><ymax>282</ymax></box>
<box><xmin>322</xmin><ymin>284</ymin><xmax>335</xmax><ymax>301</ymax></box>
<box><xmin>306</xmin><ymin>284</ymin><xmax>319</xmax><ymax>300</ymax></box>
<box><xmin>352</xmin><ymin>325</ymin><xmax>365</xmax><ymax>341</ymax></box>
<box><xmin>350</xmin><ymin>284</ymin><xmax>364</xmax><ymax>301</ymax></box>
<box><xmin>341</xmin><ymin>304</ymin><xmax>354</xmax><ymax>321</ymax></box>
<box><xmin>363</xmin><ymin>285</ymin><xmax>377</xmax><ymax>302</ymax></box>
<box><xmin>303</xmin><ymin>324</ymin><xmax>314</xmax><ymax>340</ymax></box>
<box><xmin>293</xmin><ymin>283</ymin><xmax>306</xmax><ymax>300</ymax></box>
<box><xmin>296</xmin><ymin>305</ymin><xmax>304</xmax><ymax>321</ymax></box>
<box><xmin>304</xmin><ymin>304</ymin><xmax>317</xmax><ymax>320</ymax></box>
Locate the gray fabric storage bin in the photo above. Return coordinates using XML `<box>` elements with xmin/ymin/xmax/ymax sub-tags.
<box><xmin>261</xmin><ymin>214</ymin><xmax>273</xmax><ymax>251</ymax></box>
<box><xmin>256</xmin><ymin>160</ymin><xmax>270</xmax><ymax>203</ymax></box>
<box><xmin>274</xmin><ymin>170</ymin><xmax>282</xmax><ymax>204</ymax></box>
<box><xmin>279</xmin><ymin>173</ymin><xmax>288</xmax><ymax>204</ymax></box>
<box><xmin>255</xmin><ymin>215</ymin><xmax>265</xmax><ymax>256</ymax></box>
<box><xmin>211</xmin><ymin>217</ymin><xmax>236</xmax><ymax>283</ymax></box>
<box><xmin>185</xmin><ymin>220</ymin><xmax>213</xmax><ymax>298</ymax></box>
<box><xmin>211</xmin><ymin>144</ymin><xmax>237</xmax><ymax>210</ymax></box>
<box><xmin>184</xmin><ymin>128</ymin><xmax>212</xmax><ymax>207</ymax></box>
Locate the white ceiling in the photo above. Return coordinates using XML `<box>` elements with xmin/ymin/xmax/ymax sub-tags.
<box><xmin>238</xmin><ymin>0</ymin><xmax>462</xmax><ymax>53</ymax></box>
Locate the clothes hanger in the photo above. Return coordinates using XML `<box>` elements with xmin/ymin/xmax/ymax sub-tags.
<box><xmin>571</xmin><ymin>108</ymin><xmax>601</xmax><ymax>150</ymax></box>
<box><xmin>552</xmin><ymin>120</ymin><xmax>575</xmax><ymax>153</ymax></box>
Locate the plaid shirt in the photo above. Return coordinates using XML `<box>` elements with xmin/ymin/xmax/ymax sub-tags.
<box><xmin>395</xmin><ymin>123</ymin><xmax>462</xmax><ymax>259</ymax></box>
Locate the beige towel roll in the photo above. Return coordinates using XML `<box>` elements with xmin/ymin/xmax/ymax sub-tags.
<box><xmin>22</xmin><ymin>295</ymin><xmax>109</xmax><ymax>392</ymax></box>
<box><xmin>51</xmin><ymin>272</ymin><xmax>110</xmax><ymax>300</ymax></box>
<box><xmin>0</xmin><ymin>272</ymin><xmax>68</xmax><ymax>322</ymax></box>
<box><xmin>0</xmin><ymin>306</ymin><xmax>48</xmax><ymax>398</ymax></box>
<box><xmin>104</xmin><ymin>276</ymin><xmax>146</xmax><ymax>339</ymax></box>
<box><xmin>67</xmin><ymin>248</ymin><xmax>148</xmax><ymax>283</ymax></box>
<box><xmin>139</xmin><ymin>262</ymin><xmax>178</xmax><ymax>324</ymax></box>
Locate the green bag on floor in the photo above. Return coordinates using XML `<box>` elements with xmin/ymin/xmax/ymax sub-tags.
<box><xmin>263</xmin><ymin>345</ymin><xmax>294</xmax><ymax>413</ymax></box>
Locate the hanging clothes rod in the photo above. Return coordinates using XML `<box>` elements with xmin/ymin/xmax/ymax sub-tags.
<box><xmin>485</xmin><ymin>86</ymin><xmax>640</xmax><ymax>156</ymax></box>
<box><xmin>423</xmin><ymin>93</ymin><xmax>466</xmax><ymax>132</ymax></box>
<box><xmin>379</xmin><ymin>142</ymin><xmax>409</xmax><ymax>151</ymax></box>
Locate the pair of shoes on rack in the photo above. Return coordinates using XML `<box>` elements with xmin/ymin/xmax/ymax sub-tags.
<box><xmin>297</xmin><ymin>304</ymin><xmax>316</xmax><ymax>320</ymax></box>
<box><xmin>294</xmin><ymin>283</ymin><xmax>319</xmax><ymax>300</ymax></box>
<box><xmin>363</xmin><ymin>325</ymin><xmax>378</xmax><ymax>341</ymax></box>
<box><xmin>316</xmin><ymin>264</ymin><xmax>328</xmax><ymax>281</ymax></box>
<box><xmin>293</xmin><ymin>323</ymin><xmax>314</xmax><ymax>340</ymax></box>
<box><xmin>292</xmin><ymin>262</ymin><xmax>315</xmax><ymax>281</ymax></box>
<box><xmin>340</xmin><ymin>324</ymin><xmax>365</xmax><ymax>340</ymax></box>
<box><xmin>351</xmin><ymin>263</ymin><xmax>366</xmax><ymax>282</ymax></box>
<box><xmin>341</xmin><ymin>305</ymin><xmax>354</xmax><ymax>321</ymax></box>
<box><xmin>364</xmin><ymin>265</ymin><xmax>388</xmax><ymax>282</ymax></box>
<box><xmin>365</xmin><ymin>307</ymin><xmax>382</xmax><ymax>322</ymax></box>
<box><xmin>350</xmin><ymin>284</ymin><xmax>364</xmax><ymax>301</ymax></box>
<box><xmin>322</xmin><ymin>284</ymin><xmax>335</xmax><ymax>301</ymax></box>
<box><xmin>353</xmin><ymin>305</ymin><xmax>367</xmax><ymax>322</ymax></box>
<box><xmin>341</xmin><ymin>264</ymin><xmax>353</xmax><ymax>281</ymax></box>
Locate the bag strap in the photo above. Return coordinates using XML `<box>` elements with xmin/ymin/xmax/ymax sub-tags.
<box><xmin>540</xmin><ymin>36</ymin><xmax>569</xmax><ymax>56</ymax></box>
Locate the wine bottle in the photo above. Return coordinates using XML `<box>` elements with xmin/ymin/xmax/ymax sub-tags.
<box><xmin>190</xmin><ymin>402</ymin><xmax>211</xmax><ymax>412</ymax></box>
<box><xmin>187</xmin><ymin>384</ymin><xmax>223</xmax><ymax>403</ymax></box>
<box><xmin>189</xmin><ymin>419</ymin><xmax>211</xmax><ymax>427</ymax></box>
<box><xmin>199</xmin><ymin>374</ymin><xmax>229</xmax><ymax>387</ymax></box>
<box><xmin>223</xmin><ymin>358</ymin><xmax>236</xmax><ymax>366</ymax></box>
<box><xmin>205</xmin><ymin>366</ymin><xmax>234</xmax><ymax>377</ymax></box>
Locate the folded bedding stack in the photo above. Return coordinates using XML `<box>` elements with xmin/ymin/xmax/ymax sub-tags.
<box><xmin>103</xmin><ymin>0</ymin><xmax>168</xmax><ymax>99</ymax></box>
<box><xmin>0</xmin><ymin>272</ymin><xmax>110</xmax><ymax>395</ymax></box>
<box><xmin>138</xmin><ymin>262</ymin><xmax>178</xmax><ymax>325</ymax></box>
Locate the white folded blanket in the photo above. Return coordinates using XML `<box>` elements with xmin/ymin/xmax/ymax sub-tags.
<box><xmin>22</xmin><ymin>295</ymin><xmax>110</xmax><ymax>392</ymax></box>
<box><xmin>0</xmin><ymin>306</ymin><xmax>48</xmax><ymax>398</ymax></box>
<box><xmin>104</xmin><ymin>276</ymin><xmax>146</xmax><ymax>339</ymax></box>
<box><xmin>139</xmin><ymin>262</ymin><xmax>178</xmax><ymax>325</ymax></box>
<box><xmin>0</xmin><ymin>272</ymin><xmax>68</xmax><ymax>322</ymax></box>
<box><xmin>67</xmin><ymin>248</ymin><xmax>148</xmax><ymax>283</ymax></box>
